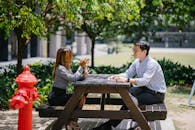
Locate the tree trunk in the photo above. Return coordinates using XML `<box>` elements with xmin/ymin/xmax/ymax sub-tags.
<box><xmin>15</xmin><ymin>28</ymin><xmax>26</xmax><ymax>74</ymax></box>
<box><xmin>91</xmin><ymin>38</ymin><xmax>95</xmax><ymax>68</ymax></box>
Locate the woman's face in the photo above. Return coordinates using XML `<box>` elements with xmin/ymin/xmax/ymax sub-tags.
<box><xmin>64</xmin><ymin>50</ymin><xmax>72</xmax><ymax>64</ymax></box>
<box><xmin>59</xmin><ymin>49</ymin><xmax>73</xmax><ymax>67</ymax></box>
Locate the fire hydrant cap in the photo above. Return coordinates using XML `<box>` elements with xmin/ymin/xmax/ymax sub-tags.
<box><xmin>15</xmin><ymin>65</ymin><xmax>38</xmax><ymax>87</ymax></box>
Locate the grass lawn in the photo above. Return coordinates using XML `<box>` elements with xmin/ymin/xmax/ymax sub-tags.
<box><xmin>151</xmin><ymin>53</ymin><xmax>195</xmax><ymax>68</ymax></box>
<box><xmin>94</xmin><ymin>47</ymin><xmax>195</xmax><ymax>68</ymax></box>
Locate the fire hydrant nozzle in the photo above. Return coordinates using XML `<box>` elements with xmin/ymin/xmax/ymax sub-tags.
<box><xmin>9</xmin><ymin>65</ymin><xmax>39</xmax><ymax>130</ymax></box>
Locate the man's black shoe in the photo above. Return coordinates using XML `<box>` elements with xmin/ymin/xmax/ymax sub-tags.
<box><xmin>92</xmin><ymin>122</ymin><xmax>112</xmax><ymax>130</ymax></box>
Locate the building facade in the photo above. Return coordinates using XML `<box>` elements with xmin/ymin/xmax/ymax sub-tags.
<box><xmin>0</xmin><ymin>30</ymin><xmax>91</xmax><ymax>62</ymax></box>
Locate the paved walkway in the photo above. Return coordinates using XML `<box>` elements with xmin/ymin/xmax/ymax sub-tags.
<box><xmin>0</xmin><ymin>109</ymin><xmax>175</xmax><ymax>130</ymax></box>
<box><xmin>0</xmin><ymin>110</ymin><xmax>53</xmax><ymax>130</ymax></box>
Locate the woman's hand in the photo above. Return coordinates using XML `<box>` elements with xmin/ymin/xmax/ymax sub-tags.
<box><xmin>80</xmin><ymin>58</ymin><xmax>89</xmax><ymax>68</ymax></box>
<box><xmin>108</xmin><ymin>75</ymin><xmax>117</xmax><ymax>80</ymax></box>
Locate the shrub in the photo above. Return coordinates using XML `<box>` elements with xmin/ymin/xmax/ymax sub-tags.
<box><xmin>158</xmin><ymin>58</ymin><xmax>195</xmax><ymax>86</ymax></box>
<box><xmin>0</xmin><ymin>65</ymin><xmax>17</xmax><ymax>110</ymax></box>
<box><xmin>0</xmin><ymin>58</ymin><xmax>194</xmax><ymax>110</ymax></box>
<box><xmin>29</xmin><ymin>61</ymin><xmax>54</xmax><ymax>106</ymax></box>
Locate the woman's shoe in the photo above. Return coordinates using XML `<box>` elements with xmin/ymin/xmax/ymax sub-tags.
<box><xmin>69</xmin><ymin>120</ymin><xmax>80</xmax><ymax>130</ymax></box>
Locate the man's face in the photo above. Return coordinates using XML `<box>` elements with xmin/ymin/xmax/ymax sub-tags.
<box><xmin>132</xmin><ymin>45</ymin><xmax>146</xmax><ymax>59</ymax></box>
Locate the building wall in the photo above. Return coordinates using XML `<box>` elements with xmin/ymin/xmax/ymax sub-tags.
<box><xmin>150</xmin><ymin>32</ymin><xmax>195</xmax><ymax>48</ymax></box>
<box><xmin>0</xmin><ymin>29</ymin><xmax>92</xmax><ymax>62</ymax></box>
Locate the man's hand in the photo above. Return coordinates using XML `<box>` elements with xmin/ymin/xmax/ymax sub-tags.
<box><xmin>115</xmin><ymin>76</ymin><xmax>128</xmax><ymax>82</ymax></box>
<box><xmin>108</xmin><ymin>75</ymin><xmax>128</xmax><ymax>83</ymax></box>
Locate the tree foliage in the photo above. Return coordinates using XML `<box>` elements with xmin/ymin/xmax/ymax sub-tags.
<box><xmin>0</xmin><ymin>0</ymin><xmax>194</xmax><ymax>71</ymax></box>
<box><xmin>0</xmin><ymin>0</ymin><xmax>83</xmax><ymax>73</ymax></box>
<box><xmin>0</xmin><ymin>0</ymin><xmax>145</xmax><ymax>69</ymax></box>
<box><xmin>120</xmin><ymin>0</ymin><xmax>195</xmax><ymax>41</ymax></box>
<box><xmin>79</xmin><ymin>0</ymin><xmax>145</xmax><ymax>67</ymax></box>
<box><xmin>0</xmin><ymin>1</ymin><xmax>45</xmax><ymax>38</ymax></box>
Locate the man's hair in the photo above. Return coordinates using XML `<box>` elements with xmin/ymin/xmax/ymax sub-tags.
<box><xmin>134</xmin><ymin>40</ymin><xmax>150</xmax><ymax>55</ymax></box>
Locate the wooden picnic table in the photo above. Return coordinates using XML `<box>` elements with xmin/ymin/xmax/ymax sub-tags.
<box><xmin>51</xmin><ymin>74</ymin><xmax>151</xmax><ymax>130</ymax></box>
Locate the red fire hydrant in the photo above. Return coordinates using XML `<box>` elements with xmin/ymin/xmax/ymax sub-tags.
<box><xmin>9</xmin><ymin>65</ymin><xmax>39</xmax><ymax>130</ymax></box>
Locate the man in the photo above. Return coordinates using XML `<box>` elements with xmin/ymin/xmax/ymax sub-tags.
<box><xmin>92</xmin><ymin>40</ymin><xmax>166</xmax><ymax>130</ymax></box>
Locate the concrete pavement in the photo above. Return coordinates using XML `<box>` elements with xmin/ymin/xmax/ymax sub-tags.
<box><xmin>0</xmin><ymin>109</ymin><xmax>175</xmax><ymax>130</ymax></box>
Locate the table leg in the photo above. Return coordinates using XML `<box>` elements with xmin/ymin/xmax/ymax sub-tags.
<box><xmin>100</xmin><ymin>94</ymin><xmax>105</xmax><ymax>110</ymax></box>
<box><xmin>52</xmin><ymin>87</ymin><xmax>87</xmax><ymax>130</ymax></box>
<box><xmin>117</xmin><ymin>88</ymin><xmax>151</xmax><ymax>130</ymax></box>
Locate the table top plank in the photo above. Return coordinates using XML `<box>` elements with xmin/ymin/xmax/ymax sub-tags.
<box><xmin>74</xmin><ymin>74</ymin><xmax>129</xmax><ymax>88</ymax></box>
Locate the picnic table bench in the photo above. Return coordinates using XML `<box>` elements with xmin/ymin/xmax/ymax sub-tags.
<box><xmin>36</xmin><ymin>102</ymin><xmax>167</xmax><ymax>129</ymax></box>
<box><xmin>36</xmin><ymin>74</ymin><xmax>167</xmax><ymax>130</ymax></box>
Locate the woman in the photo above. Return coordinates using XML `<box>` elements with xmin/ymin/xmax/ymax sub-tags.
<box><xmin>48</xmin><ymin>48</ymin><xmax>88</xmax><ymax>130</ymax></box>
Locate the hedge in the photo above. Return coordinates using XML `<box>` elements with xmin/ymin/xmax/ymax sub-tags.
<box><xmin>0</xmin><ymin>58</ymin><xmax>194</xmax><ymax>110</ymax></box>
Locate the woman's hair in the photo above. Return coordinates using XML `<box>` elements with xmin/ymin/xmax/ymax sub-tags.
<box><xmin>52</xmin><ymin>48</ymin><xmax>73</xmax><ymax>79</ymax></box>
